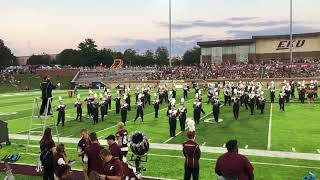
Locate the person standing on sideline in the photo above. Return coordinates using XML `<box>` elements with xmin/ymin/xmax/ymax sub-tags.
<box><xmin>215</xmin><ymin>139</ymin><xmax>254</xmax><ymax>180</ymax></box>
<box><xmin>77</xmin><ymin>129</ymin><xmax>90</xmax><ymax>180</ymax></box>
<box><xmin>39</xmin><ymin>128</ymin><xmax>56</xmax><ymax>180</ymax></box>
<box><xmin>40</xmin><ymin>76</ymin><xmax>57</xmax><ymax>116</ymax></box>
<box><xmin>182</xmin><ymin>119</ymin><xmax>200</xmax><ymax>180</ymax></box>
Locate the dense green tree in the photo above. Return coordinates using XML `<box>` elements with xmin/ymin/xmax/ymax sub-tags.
<box><xmin>27</xmin><ymin>54</ymin><xmax>51</xmax><ymax>65</ymax></box>
<box><xmin>155</xmin><ymin>46</ymin><xmax>169</xmax><ymax>65</ymax></box>
<box><xmin>56</xmin><ymin>49</ymin><xmax>80</xmax><ymax>66</ymax></box>
<box><xmin>0</xmin><ymin>39</ymin><xmax>15</xmax><ymax>67</ymax></box>
<box><xmin>182</xmin><ymin>47</ymin><xmax>201</xmax><ymax>65</ymax></box>
<box><xmin>97</xmin><ymin>48</ymin><xmax>114</xmax><ymax>67</ymax></box>
<box><xmin>78</xmin><ymin>38</ymin><xmax>99</xmax><ymax>66</ymax></box>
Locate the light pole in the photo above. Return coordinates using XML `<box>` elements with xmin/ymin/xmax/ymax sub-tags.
<box><xmin>289</xmin><ymin>0</ymin><xmax>293</xmax><ymax>63</ymax></box>
<box><xmin>169</xmin><ymin>0</ymin><xmax>172</xmax><ymax>67</ymax></box>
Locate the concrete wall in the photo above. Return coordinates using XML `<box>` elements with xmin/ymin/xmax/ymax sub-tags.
<box><xmin>35</xmin><ymin>69</ymin><xmax>79</xmax><ymax>77</ymax></box>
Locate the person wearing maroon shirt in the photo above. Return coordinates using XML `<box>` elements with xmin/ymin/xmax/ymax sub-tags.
<box><xmin>84</xmin><ymin>132</ymin><xmax>103</xmax><ymax>175</ymax></box>
<box><xmin>215</xmin><ymin>140</ymin><xmax>254</xmax><ymax>180</ymax></box>
<box><xmin>99</xmin><ymin>149</ymin><xmax>124</xmax><ymax>180</ymax></box>
<box><xmin>116</xmin><ymin>122</ymin><xmax>129</xmax><ymax>158</ymax></box>
<box><xmin>106</xmin><ymin>135</ymin><xmax>123</xmax><ymax>160</ymax></box>
<box><xmin>182</xmin><ymin>130</ymin><xmax>201</xmax><ymax>180</ymax></box>
<box><xmin>77</xmin><ymin>129</ymin><xmax>90</xmax><ymax>180</ymax></box>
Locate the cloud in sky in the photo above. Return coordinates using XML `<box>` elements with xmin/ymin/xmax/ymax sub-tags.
<box><xmin>154</xmin><ymin>17</ymin><xmax>307</xmax><ymax>30</ymax></box>
<box><xmin>105</xmin><ymin>35</ymin><xmax>205</xmax><ymax>55</ymax></box>
<box><xmin>229</xmin><ymin>25</ymin><xmax>320</xmax><ymax>39</ymax></box>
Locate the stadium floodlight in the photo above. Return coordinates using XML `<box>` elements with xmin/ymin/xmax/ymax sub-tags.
<box><xmin>169</xmin><ymin>0</ymin><xmax>172</xmax><ymax>67</ymax></box>
<box><xmin>290</xmin><ymin>0</ymin><xmax>293</xmax><ymax>63</ymax></box>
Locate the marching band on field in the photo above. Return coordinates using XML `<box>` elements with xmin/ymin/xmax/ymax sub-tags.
<box><xmin>58</xmin><ymin>80</ymin><xmax>318</xmax><ymax>137</ymax></box>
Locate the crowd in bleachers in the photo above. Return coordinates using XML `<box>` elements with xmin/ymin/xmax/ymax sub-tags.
<box><xmin>74</xmin><ymin>63</ymin><xmax>320</xmax><ymax>82</ymax></box>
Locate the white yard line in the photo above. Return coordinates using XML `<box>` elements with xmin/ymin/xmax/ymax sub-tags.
<box><xmin>9</xmin><ymin>134</ymin><xmax>320</xmax><ymax>161</ymax></box>
<box><xmin>267</xmin><ymin>103</ymin><xmax>273</xmax><ymax>150</ymax></box>
<box><xmin>147</xmin><ymin>153</ymin><xmax>320</xmax><ymax>170</ymax></box>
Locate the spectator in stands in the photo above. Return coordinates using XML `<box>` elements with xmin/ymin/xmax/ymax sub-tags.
<box><xmin>215</xmin><ymin>139</ymin><xmax>254</xmax><ymax>180</ymax></box>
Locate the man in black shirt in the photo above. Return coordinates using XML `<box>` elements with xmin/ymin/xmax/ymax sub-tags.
<box><xmin>40</xmin><ymin>76</ymin><xmax>57</xmax><ymax>115</ymax></box>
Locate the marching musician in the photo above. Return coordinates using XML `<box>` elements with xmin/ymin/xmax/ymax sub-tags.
<box><xmin>212</xmin><ymin>95</ymin><xmax>221</xmax><ymax>123</ymax></box>
<box><xmin>84</xmin><ymin>90</ymin><xmax>95</xmax><ymax>119</ymax></box>
<box><xmin>57</xmin><ymin>96</ymin><xmax>66</xmax><ymax>127</ymax></box>
<box><xmin>183</xmin><ymin>83</ymin><xmax>189</xmax><ymax>99</ymax></box>
<box><xmin>298</xmin><ymin>81</ymin><xmax>306</xmax><ymax>103</ymax></box>
<box><xmin>232</xmin><ymin>96</ymin><xmax>240</xmax><ymax>120</ymax></box>
<box><xmin>92</xmin><ymin>94</ymin><xmax>99</xmax><ymax>125</ymax></box>
<box><xmin>224</xmin><ymin>84</ymin><xmax>232</xmax><ymax>106</ymax></box>
<box><xmin>106</xmin><ymin>89</ymin><xmax>112</xmax><ymax>110</ymax></box>
<box><xmin>153</xmin><ymin>93</ymin><xmax>160</xmax><ymax>118</ymax></box>
<box><xmin>134</xmin><ymin>94</ymin><xmax>144</xmax><ymax>122</ymax></box>
<box><xmin>279</xmin><ymin>89</ymin><xmax>286</xmax><ymax>111</ymax></box>
<box><xmin>249</xmin><ymin>92</ymin><xmax>255</xmax><ymax>115</ymax></box>
<box><xmin>120</xmin><ymin>97</ymin><xmax>129</xmax><ymax>125</ymax></box>
<box><xmin>258</xmin><ymin>92</ymin><xmax>265</xmax><ymax>114</ymax></box>
<box><xmin>74</xmin><ymin>94</ymin><xmax>82</xmax><ymax>121</ymax></box>
<box><xmin>193</xmin><ymin>94</ymin><xmax>205</xmax><ymax>124</ymax></box>
<box><xmin>268</xmin><ymin>81</ymin><xmax>276</xmax><ymax>103</ymax></box>
<box><xmin>178</xmin><ymin>98</ymin><xmax>187</xmax><ymax>131</ymax></box>
<box><xmin>167</xmin><ymin>99</ymin><xmax>178</xmax><ymax>137</ymax></box>
<box><xmin>114</xmin><ymin>90</ymin><xmax>121</xmax><ymax>114</ymax></box>
<box><xmin>99</xmin><ymin>94</ymin><xmax>107</xmax><ymax>121</ymax></box>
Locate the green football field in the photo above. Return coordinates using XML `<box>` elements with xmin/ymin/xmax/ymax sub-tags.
<box><xmin>0</xmin><ymin>88</ymin><xmax>320</xmax><ymax>179</ymax></box>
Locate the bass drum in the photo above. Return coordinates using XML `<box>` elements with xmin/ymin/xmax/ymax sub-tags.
<box><xmin>129</xmin><ymin>131</ymin><xmax>149</xmax><ymax>156</ymax></box>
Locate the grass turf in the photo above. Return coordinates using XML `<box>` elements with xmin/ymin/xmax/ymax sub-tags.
<box><xmin>0</xmin><ymin>140</ymin><xmax>319</xmax><ymax>180</ymax></box>
<box><xmin>0</xmin><ymin>89</ymin><xmax>320</xmax><ymax>179</ymax></box>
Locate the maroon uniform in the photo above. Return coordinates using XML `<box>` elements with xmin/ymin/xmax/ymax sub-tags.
<box><xmin>77</xmin><ymin>138</ymin><xmax>90</xmax><ymax>161</ymax></box>
<box><xmin>182</xmin><ymin>139</ymin><xmax>201</xmax><ymax>180</ymax></box>
<box><xmin>215</xmin><ymin>152</ymin><xmax>254</xmax><ymax>180</ymax></box>
<box><xmin>84</xmin><ymin>143</ymin><xmax>103</xmax><ymax>174</ymax></box>
<box><xmin>116</xmin><ymin>129</ymin><xmax>129</xmax><ymax>156</ymax></box>
<box><xmin>53</xmin><ymin>153</ymin><xmax>65</xmax><ymax>175</ymax></box>
<box><xmin>109</xmin><ymin>142</ymin><xmax>123</xmax><ymax>160</ymax></box>
<box><xmin>101</xmin><ymin>158</ymin><xmax>123</xmax><ymax>178</ymax></box>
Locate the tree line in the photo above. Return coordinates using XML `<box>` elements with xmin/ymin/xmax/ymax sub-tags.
<box><xmin>0</xmin><ymin>38</ymin><xmax>200</xmax><ymax>67</ymax></box>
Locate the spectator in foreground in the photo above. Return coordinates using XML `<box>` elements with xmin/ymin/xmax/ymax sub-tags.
<box><xmin>39</xmin><ymin>127</ymin><xmax>56</xmax><ymax>180</ymax></box>
<box><xmin>215</xmin><ymin>140</ymin><xmax>254</xmax><ymax>180</ymax></box>
<box><xmin>84</xmin><ymin>132</ymin><xmax>103</xmax><ymax>176</ymax></box>
<box><xmin>99</xmin><ymin>149</ymin><xmax>123</xmax><ymax>180</ymax></box>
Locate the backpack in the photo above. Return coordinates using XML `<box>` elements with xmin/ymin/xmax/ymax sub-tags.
<box><xmin>40</xmin><ymin>150</ymin><xmax>53</xmax><ymax>170</ymax></box>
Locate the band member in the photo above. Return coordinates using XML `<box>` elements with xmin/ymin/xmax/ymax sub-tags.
<box><xmin>249</xmin><ymin>92</ymin><xmax>255</xmax><ymax>115</ymax></box>
<box><xmin>125</xmin><ymin>88</ymin><xmax>131</xmax><ymax>111</ymax></box>
<box><xmin>135</xmin><ymin>87</ymin><xmax>140</xmax><ymax>103</ymax></box>
<box><xmin>120</xmin><ymin>98</ymin><xmax>129</xmax><ymax>125</ymax></box>
<box><xmin>167</xmin><ymin>99</ymin><xmax>177</xmax><ymax>137</ymax></box>
<box><xmin>153</xmin><ymin>93</ymin><xmax>160</xmax><ymax>118</ymax></box>
<box><xmin>183</xmin><ymin>83</ymin><xmax>189</xmax><ymax>99</ymax></box>
<box><xmin>106</xmin><ymin>89</ymin><xmax>112</xmax><ymax>110</ymax></box>
<box><xmin>207</xmin><ymin>84</ymin><xmax>214</xmax><ymax>104</ymax></box>
<box><xmin>284</xmin><ymin>82</ymin><xmax>291</xmax><ymax>103</ymax></box>
<box><xmin>116</xmin><ymin>122</ymin><xmax>129</xmax><ymax>159</ymax></box>
<box><xmin>114</xmin><ymin>91</ymin><xmax>121</xmax><ymax>114</ymax></box>
<box><xmin>243</xmin><ymin>89</ymin><xmax>249</xmax><ymax>110</ymax></box>
<box><xmin>99</xmin><ymin>94</ymin><xmax>107</xmax><ymax>121</ymax></box>
<box><xmin>193</xmin><ymin>94</ymin><xmax>205</xmax><ymax>124</ymax></box>
<box><xmin>212</xmin><ymin>96</ymin><xmax>221</xmax><ymax>123</ymax></box>
<box><xmin>279</xmin><ymin>90</ymin><xmax>286</xmax><ymax>111</ymax></box>
<box><xmin>258</xmin><ymin>92</ymin><xmax>265</xmax><ymax>114</ymax></box>
<box><xmin>183</xmin><ymin>120</ymin><xmax>200</xmax><ymax>180</ymax></box>
<box><xmin>172</xmin><ymin>85</ymin><xmax>177</xmax><ymax>99</ymax></box>
<box><xmin>57</xmin><ymin>96</ymin><xmax>66</xmax><ymax>127</ymax></box>
<box><xmin>92</xmin><ymin>94</ymin><xmax>99</xmax><ymax>125</ymax></box>
<box><xmin>84</xmin><ymin>90</ymin><xmax>95</xmax><ymax>118</ymax></box>
<box><xmin>232</xmin><ymin>97</ymin><xmax>240</xmax><ymax>120</ymax></box>
<box><xmin>164</xmin><ymin>84</ymin><xmax>169</xmax><ymax>103</ymax></box>
<box><xmin>224</xmin><ymin>85</ymin><xmax>232</xmax><ymax>106</ymax></box>
<box><xmin>134</xmin><ymin>94</ymin><xmax>144</xmax><ymax>122</ymax></box>
<box><xmin>268</xmin><ymin>81</ymin><xmax>276</xmax><ymax>103</ymax></box>
<box><xmin>314</xmin><ymin>80</ymin><xmax>318</xmax><ymax>98</ymax></box>
<box><xmin>74</xmin><ymin>94</ymin><xmax>82</xmax><ymax>121</ymax></box>
<box><xmin>194</xmin><ymin>83</ymin><xmax>200</xmax><ymax>95</ymax></box>
<box><xmin>298</xmin><ymin>82</ymin><xmax>306</xmax><ymax>103</ymax></box>
<box><xmin>178</xmin><ymin>98</ymin><xmax>187</xmax><ymax>131</ymax></box>
<box><xmin>290</xmin><ymin>81</ymin><xmax>295</xmax><ymax>98</ymax></box>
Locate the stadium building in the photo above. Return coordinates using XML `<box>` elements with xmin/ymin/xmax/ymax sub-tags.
<box><xmin>197</xmin><ymin>32</ymin><xmax>320</xmax><ymax>64</ymax></box>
